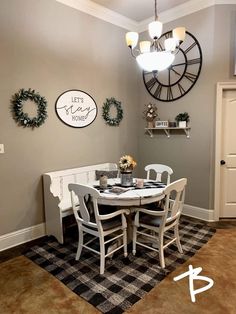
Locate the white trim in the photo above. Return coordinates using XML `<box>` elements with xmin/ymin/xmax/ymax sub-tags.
<box><xmin>183</xmin><ymin>204</ymin><xmax>215</xmax><ymax>221</ymax></box>
<box><xmin>0</xmin><ymin>204</ymin><xmax>215</xmax><ymax>252</ymax></box>
<box><xmin>214</xmin><ymin>82</ymin><xmax>236</xmax><ymax>220</ymax></box>
<box><xmin>138</xmin><ymin>0</ymin><xmax>215</xmax><ymax>33</ymax></box>
<box><xmin>215</xmin><ymin>0</ymin><xmax>236</xmax><ymax>4</ymax></box>
<box><xmin>0</xmin><ymin>223</ymin><xmax>46</xmax><ymax>252</ymax></box>
<box><xmin>55</xmin><ymin>0</ymin><xmax>139</xmax><ymax>31</ymax></box>
<box><xmin>55</xmin><ymin>0</ymin><xmax>236</xmax><ymax>31</ymax></box>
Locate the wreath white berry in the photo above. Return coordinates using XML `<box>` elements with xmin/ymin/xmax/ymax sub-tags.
<box><xmin>102</xmin><ymin>97</ymin><xmax>123</xmax><ymax>126</ymax></box>
<box><xmin>11</xmin><ymin>88</ymin><xmax>47</xmax><ymax>128</ymax></box>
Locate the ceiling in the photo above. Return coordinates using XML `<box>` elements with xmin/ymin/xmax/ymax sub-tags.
<box><xmin>91</xmin><ymin>0</ymin><xmax>190</xmax><ymax>22</ymax></box>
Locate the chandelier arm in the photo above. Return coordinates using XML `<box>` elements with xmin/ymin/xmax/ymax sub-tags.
<box><xmin>172</xmin><ymin>45</ymin><xmax>182</xmax><ymax>56</ymax></box>
<box><xmin>130</xmin><ymin>48</ymin><xmax>140</xmax><ymax>58</ymax></box>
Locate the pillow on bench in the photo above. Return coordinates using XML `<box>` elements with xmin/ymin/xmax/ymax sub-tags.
<box><xmin>95</xmin><ymin>170</ymin><xmax>118</xmax><ymax>180</ymax></box>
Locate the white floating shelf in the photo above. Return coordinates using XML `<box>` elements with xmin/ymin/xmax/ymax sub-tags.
<box><xmin>145</xmin><ymin>127</ymin><xmax>191</xmax><ymax>138</ymax></box>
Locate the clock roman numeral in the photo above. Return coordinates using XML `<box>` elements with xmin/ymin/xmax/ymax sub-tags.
<box><xmin>146</xmin><ymin>77</ymin><xmax>156</xmax><ymax>90</ymax></box>
<box><xmin>178</xmin><ymin>83</ymin><xmax>186</xmax><ymax>95</ymax></box>
<box><xmin>167</xmin><ymin>86</ymin><xmax>173</xmax><ymax>100</ymax></box>
<box><xmin>184</xmin><ymin>42</ymin><xmax>197</xmax><ymax>54</ymax></box>
<box><xmin>158</xmin><ymin>42</ymin><xmax>164</xmax><ymax>51</ymax></box>
<box><xmin>171</xmin><ymin>62</ymin><xmax>185</xmax><ymax>68</ymax></box>
<box><xmin>154</xmin><ymin>84</ymin><xmax>162</xmax><ymax>98</ymax></box>
<box><xmin>187</xmin><ymin>58</ymin><xmax>201</xmax><ymax>65</ymax></box>
<box><xmin>171</xmin><ymin>68</ymin><xmax>181</xmax><ymax>76</ymax></box>
<box><xmin>164</xmin><ymin>32</ymin><xmax>172</xmax><ymax>39</ymax></box>
<box><xmin>184</xmin><ymin>72</ymin><xmax>197</xmax><ymax>83</ymax></box>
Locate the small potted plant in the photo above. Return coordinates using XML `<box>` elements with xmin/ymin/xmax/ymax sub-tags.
<box><xmin>175</xmin><ymin>112</ymin><xmax>190</xmax><ymax>128</ymax></box>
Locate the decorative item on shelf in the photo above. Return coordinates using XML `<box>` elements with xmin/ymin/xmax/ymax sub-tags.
<box><xmin>175</xmin><ymin>112</ymin><xmax>190</xmax><ymax>128</ymax></box>
<box><xmin>155</xmin><ymin>120</ymin><xmax>169</xmax><ymax>128</ymax></box>
<box><xmin>125</xmin><ymin>0</ymin><xmax>186</xmax><ymax>72</ymax></box>
<box><xmin>119</xmin><ymin>155</ymin><xmax>137</xmax><ymax>187</ymax></box>
<box><xmin>11</xmin><ymin>88</ymin><xmax>47</xmax><ymax>128</ymax></box>
<box><xmin>102</xmin><ymin>97</ymin><xmax>123</xmax><ymax>126</ymax></box>
<box><xmin>169</xmin><ymin>121</ymin><xmax>177</xmax><ymax>127</ymax></box>
<box><xmin>143</xmin><ymin>103</ymin><xmax>158</xmax><ymax>128</ymax></box>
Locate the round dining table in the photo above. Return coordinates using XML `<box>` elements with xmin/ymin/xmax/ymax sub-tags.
<box><xmin>92</xmin><ymin>178</ymin><xmax>166</xmax><ymax>207</ymax></box>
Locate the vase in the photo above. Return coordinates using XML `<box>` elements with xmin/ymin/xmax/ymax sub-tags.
<box><xmin>120</xmin><ymin>171</ymin><xmax>133</xmax><ymax>187</ymax></box>
<box><xmin>147</xmin><ymin>121</ymin><xmax>154</xmax><ymax>128</ymax></box>
<box><xmin>178</xmin><ymin>121</ymin><xmax>187</xmax><ymax>128</ymax></box>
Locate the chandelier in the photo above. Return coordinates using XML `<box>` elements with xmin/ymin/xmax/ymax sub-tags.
<box><xmin>125</xmin><ymin>0</ymin><xmax>186</xmax><ymax>72</ymax></box>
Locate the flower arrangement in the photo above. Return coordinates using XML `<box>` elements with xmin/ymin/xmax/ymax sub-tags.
<box><xmin>119</xmin><ymin>155</ymin><xmax>137</xmax><ymax>172</ymax></box>
<box><xmin>143</xmin><ymin>103</ymin><xmax>158</xmax><ymax>122</ymax></box>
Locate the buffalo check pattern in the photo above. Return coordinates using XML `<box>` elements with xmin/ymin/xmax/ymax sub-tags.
<box><xmin>25</xmin><ymin>219</ymin><xmax>215</xmax><ymax>314</ymax></box>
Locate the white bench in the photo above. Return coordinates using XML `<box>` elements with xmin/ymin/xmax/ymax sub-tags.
<box><xmin>43</xmin><ymin>163</ymin><xmax>118</xmax><ymax>243</ymax></box>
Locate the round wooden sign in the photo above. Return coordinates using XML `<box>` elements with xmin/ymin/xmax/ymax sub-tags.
<box><xmin>55</xmin><ymin>90</ymin><xmax>97</xmax><ymax>128</ymax></box>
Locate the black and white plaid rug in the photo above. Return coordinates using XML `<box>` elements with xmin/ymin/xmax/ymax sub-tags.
<box><xmin>25</xmin><ymin>219</ymin><xmax>215</xmax><ymax>314</ymax></box>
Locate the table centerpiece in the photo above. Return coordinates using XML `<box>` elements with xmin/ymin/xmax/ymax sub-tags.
<box><xmin>119</xmin><ymin>155</ymin><xmax>137</xmax><ymax>187</ymax></box>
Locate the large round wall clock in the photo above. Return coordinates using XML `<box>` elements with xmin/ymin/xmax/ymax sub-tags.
<box><xmin>143</xmin><ymin>31</ymin><xmax>202</xmax><ymax>102</ymax></box>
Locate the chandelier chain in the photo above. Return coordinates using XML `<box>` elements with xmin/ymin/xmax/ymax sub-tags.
<box><xmin>154</xmin><ymin>0</ymin><xmax>158</xmax><ymax>21</ymax></box>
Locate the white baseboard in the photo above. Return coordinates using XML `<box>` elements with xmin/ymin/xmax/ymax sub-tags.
<box><xmin>183</xmin><ymin>204</ymin><xmax>215</xmax><ymax>222</ymax></box>
<box><xmin>0</xmin><ymin>205</ymin><xmax>215</xmax><ymax>252</ymax></box>
<box><xmin>0</xmin><ymin>223</ymin><xmax>46</xmax><ymax>252</ymax></box>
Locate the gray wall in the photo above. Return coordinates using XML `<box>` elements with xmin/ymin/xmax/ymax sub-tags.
<box><xmin>137</xmin><ymin>5</ymin><xmax>236</xmax><ymax>210</ymax></box>
<box><xmin>0</xmin><ymin>1</ymin><xmax>235</xmax><ymax>237</ymax></box>
<box><xmin>0</xmin><ymin>0</ymin><xmax>138</xmax><ymax>235</ymax></box>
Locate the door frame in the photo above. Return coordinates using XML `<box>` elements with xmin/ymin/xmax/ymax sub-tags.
<box><xmin>214</xmin><ymin>82</ymin><xmax>236</xmax><ymax>220</ymax></box>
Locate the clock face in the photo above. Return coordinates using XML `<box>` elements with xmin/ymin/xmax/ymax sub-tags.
<box><xmin>143</xmin><ymin>31</ymin><xmax>202</xmax><ymax>102</ymax></box>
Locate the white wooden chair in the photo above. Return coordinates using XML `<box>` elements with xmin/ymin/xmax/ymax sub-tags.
<box><xmin>68</xmin><ymin>183</ymin><xmax>129</xmax><ymax>275</ymax></box>
<box><xmin>145</xmin><ymin>164</ymin><xmax>173</xmax><ymax>184</ymax></box>
<box><xmin>132</xmin><ymin>178</ymin><xmax>187</xmax><ymax>268</ymax></box>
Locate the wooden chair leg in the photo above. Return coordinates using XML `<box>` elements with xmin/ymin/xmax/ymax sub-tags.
<box><xmin>76</xmin><ymin>227</ymin><xmax>83</xmax><ymax>260</ymax></box>
<box><xmin>158</xmin><ymin>232</ymin><xmax>165</xmax><ymax>268</ymax></box>
<box><xmin>99</xmin><ymin>237</ymin><xmax>105</xmax><ymax>275</ymax></box>
<box><xmin>132</xmin><ymin>225</ymin><xmax>137</xmax><ymax>255</ymax></box>
<box><xmin>123</xmin><ymin>228</ymin><xmax>128</xmax><ymax>257</ymax></box>
<box><xmin>174</xmin><ymin>224</ymin><xmax>183</xmax><ymax>254</ymax></box>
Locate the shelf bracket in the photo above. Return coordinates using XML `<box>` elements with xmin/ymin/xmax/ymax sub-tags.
<box><xmin>184</xmin><ymin>128</ymin><xmax>190</xmax><ymax>138</ymax></box>
<box><xmin>146</xmin><ymin>129</ymin><xmax>153</xmax><ymax>138</ymax></box>
<box><xmin>163</xmin><ymin>129</ymin><xmax>170</xmax><ymax>138</ymax></box>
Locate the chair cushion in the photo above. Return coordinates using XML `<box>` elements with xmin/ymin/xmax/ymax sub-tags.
<box><xmin>82</xmin><ymin>212</ymin><xmax>122</xmax><ymax>231</ymax></box>
<box><xmin>102</xmin><ymin>217</ymin><xmax>122</xmax><ymax>231</ymax></box>
<box><xmin>95</xmin><ymin>170</ymin><xmax>118</xmax><ymax>180</ymax></box>
<box><xmin>140</xmin><ymin>211</ymin><xmax>171</xmax><ymax>227</ymax></box>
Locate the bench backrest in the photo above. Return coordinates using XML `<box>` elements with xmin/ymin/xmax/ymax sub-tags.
<box><xmin>43</xmin><ymin>163</ymin><xmax>117</xmax><ymax>202</ymax></box>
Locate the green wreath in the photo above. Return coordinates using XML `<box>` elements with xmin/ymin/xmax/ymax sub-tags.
<box><xmin>102</xmin><ymin>97</ymin><xmax>123</xmax><ymax>126</ymax></box>
<box><xmin>11</xmin><ymin>88</ymin><xmax>47</xmax><ymax>128</ymax></box>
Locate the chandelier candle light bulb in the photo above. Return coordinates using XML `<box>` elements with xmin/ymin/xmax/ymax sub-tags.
<box><xmin>173</xmin><ymin>27</ymin><xmax>186</xmax><ymax>43</ymax></box>
<box><xmin>125</xmin><ymin>0</ymin><xmax>186</xmax><ymax>72</ymax></box>
<box><xmin>140</xmin><ymin>41</ymin><xmax>151</xmax><ymax>53</ymax></box>
<box><xmin>148</xmin><ymin>21</ymin><xmax>163</xmax><ymax>39</ymax></box>
<box><xmin>126</xmin><ymin>32</ymin><xmax>138</xmax><ymax>48</ymax></box>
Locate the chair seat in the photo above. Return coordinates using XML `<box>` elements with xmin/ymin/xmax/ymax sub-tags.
<box><xmin>87</xmin><ymin>213</ymin><xmax>123</xmax><ymax>231</ymax></box>
<box><xmin>140</xmin><ymin>211</ymin><xmax>171</xmax><ymax>227</ymax></box>
<box><xmin>102</xmin><ymin>217</ymin><xmax>123</xmax><ymax>231</ymax></box>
